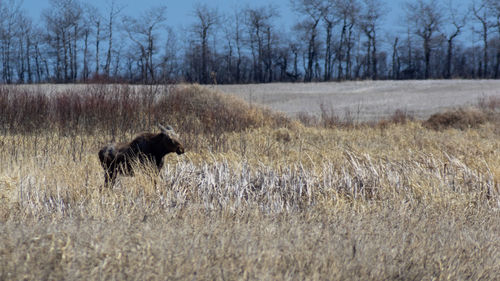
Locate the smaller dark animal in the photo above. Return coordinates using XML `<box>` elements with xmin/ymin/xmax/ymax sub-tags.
<box><xmin>98</xmin><ymin>124</ymin><xmax>185</xmax><ymax>186</ymax></box>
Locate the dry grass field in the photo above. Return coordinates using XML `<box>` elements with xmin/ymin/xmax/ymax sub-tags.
<box><xmin>1</xmin><ymin>84</ymin><xmax>500</xmax><ymax>280</ymax></box>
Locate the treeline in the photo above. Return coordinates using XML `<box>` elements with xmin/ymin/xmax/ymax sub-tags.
<box><xmin>0</xmin><ymin>0</ymin><xmax>499</xmax><ymax>84</ymax></box>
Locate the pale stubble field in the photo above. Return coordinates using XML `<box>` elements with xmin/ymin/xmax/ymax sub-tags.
<box><xmin>215</xmin><ymin>79</ymin><xmax>500</xmax><ymax>120</ymax></box>
<box><xmin>0</xmin><ymin>82</ymin><xmax>499</xmax><ymax>280</ymax></box>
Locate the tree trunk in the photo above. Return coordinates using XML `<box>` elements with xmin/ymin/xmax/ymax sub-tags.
<box><xmin>345</xmin><ymin>23</ymin><xmax>354</xmax><ymax>80</ymax></box>
<box><xmin>73</xmin><ymin>24</ymin><xmax>78</xmax><ymax>81</ymax></box>
<box><xmin>34</xmin><ymin>43</ymin><xmax>41</xmax><ymax>82</ymax></box>
<box><xmin>324</xmin><ymin>21</ymin><xmax>333</xmax><ymax>81</ymax></box>
<box><xmin>202</xmin><ymin>28</ymin><xmax>208</xmax><ymax>84</ymax></box>
<box><xmin>105</xmin><ymin>10</ymin><xmax>114</xmax><ymax>77</ymax></box>
<box><xmin>445</xmin><ymin>32</ymin><xmax>459</xmax><ymax>79</ymax></box>
<box><xmin>337</xmin><ymin>19</ymin><xmax>346</xmax><ymax>80</ymax></box>
<box><xmin>424</xmin><ymin>37</ymin><xmax>430</xmax><ymax>79</ymax></box>
<box><xmin>293</xmin><ymin>51</ymin><xmax>298</xmax><ymax>79</ymax></box>
<box><xmin>496</xmin><ymin>21</ymin><xmax>500</xmax><ymax>78</ymax></box>
<box><xmin>62</xmin><ymin>30</ymin><xmax>69</xmax><ymax>81</ymax></box>
<box><xmin>392</xmin><ymin>37</ymin><xmax>399</xmax><ymax>79</ymax></box>
<box><xmin>56</xmin><ymin>34</ymin><xmax>62</xmax><ymax>81</ymax></box>
<box><xmin>496</xmin><ymin>18</ymin><xmax>500</xmax><ymax>78</ymax></box>
<box><xmin>26</xmin><ymin>36</ymin><xmax>32</xmax><ymax>83</ymax></box>
<box><xmin>372</xmin><ymin>30</ymin><xmax>377</xmax><ymax>80</ymax></box>
<box><xmin>69</xmin><ymin>30</ymin><xmax>74</xmax><ymax>81</ymax></box>
<box><xmin>235</xmin><ymin>40</ymin><xmax>241</xmax><ymax>83</ymax></box>
<box><xmin>18</xmin><ymin>36</ymin><xmax>25</xmax><ymax>83</ymax></box>
<box><xmin>256</xmin><ymin>27</ymin><xmax>263</xmax><ymax>83</ymax></box>
<box><xmin>95</xmin><ymin>21</ymin><xmax>100</xmax><ymax>76</ymax></box>
<box><xmin>366</xmin><ymin>33</ymin><xmax>372</xmax><ymax>78</ymax></box>
<box><xmin>148</xmin><ymin>29</ymin><xmax>155</xmax><ymax>83</ymax></box>
<box><xmin>305</xmin><ymin>19</ymin><xmax>319</xmax><ymax>82</ymax></box>
<box><xmin>83</xmin><ymin>30</ymin><xmax>89</xmax><ymax>81</ymax></box>
<box><xmin>482</xmin><ymin>21</ymin><xmax>488</xmax><ymax>78</ymax></box>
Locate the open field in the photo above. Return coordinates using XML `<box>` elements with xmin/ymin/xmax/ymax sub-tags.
<box><xmin>215</xmin><ymin>80</ymin><xmax>500</xmax><ymax>120</ymax></box>
<box><xmin>1</xmin><ymin>84</ymin><xmax>500</xmax><ymax>280</ymax></box>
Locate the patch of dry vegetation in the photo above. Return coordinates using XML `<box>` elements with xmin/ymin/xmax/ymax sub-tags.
<box><xmin>423</xmin><ymin>96</ymin><xmax>500</xmax><ymax>131</ymax></box>
<box><xmin>423</xmin><ymin>108</ymin><xmax>488</xmax><ymax>130</ymax></box>
<box><xmin>0</xmin><ymin>85</ymin><xmax>499</xmax><ymax>280</ymax></box>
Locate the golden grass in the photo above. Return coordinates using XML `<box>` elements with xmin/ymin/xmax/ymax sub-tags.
<box><xmin>1</xmin><ymin>118</ymin><xmax>499</xmax><ymax>280</ymax></box>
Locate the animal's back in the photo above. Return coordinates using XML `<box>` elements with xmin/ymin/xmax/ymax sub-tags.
<box><xmin>128</xmin><ymin>133</ymin><xmax>156</xmax><ymax>154</ymax></box>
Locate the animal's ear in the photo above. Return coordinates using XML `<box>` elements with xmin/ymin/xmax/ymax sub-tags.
<box><xmin>158</xmin><ymin>124</ymin><xmax>174</xmax><ymax>133</ymax></box>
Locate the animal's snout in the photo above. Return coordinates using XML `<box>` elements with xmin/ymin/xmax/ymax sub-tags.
<box><xmin>176</xmin><ymin>146</ymin><xmax>185</xmax><ymax>155</ymax></box>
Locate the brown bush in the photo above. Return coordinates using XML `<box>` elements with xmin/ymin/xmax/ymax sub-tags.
<box><xmin>155</xmin><ymin>85</ymin><xmax>291</xmax><ymax>136</ymax></box>
<box><xmin>0</xmin><ymin>84</ymin><xmax>291</xmax><ymax>141</ymax></box>
<box><xmin>389</xmin><ymin>109</ymin><xmax>414</xmax><ymax>124</ymax></box>
<box><xmin>376</xmin><ymin>109</ymin><xmax>414</xmax><ymax>129</ymax></box>
<box><xmin>423</xmin><ymin>108</ymin><xmax>488</xmax><ymax>130</ymax></box>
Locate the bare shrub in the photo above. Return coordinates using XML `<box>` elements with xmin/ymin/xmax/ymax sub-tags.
<box><xmin>317</xmin><ymin>103</ymin><xmax>361</xmax><ymax>129</ymax></box>
<box><xmin>296</xmin><ymin>112</ymin><xmax>320</xmax><ymax>127</ymax></box>
<box><xmin>0</xmin><ymin>85</ymin><xmax>291</xmax><ymax>140</ymax></box>
<box><xmin>320</xmin><ymin>103</ymin><xmax>342</xmax><ymax>128</ymax></box>
<box><xmin>377</xmin><ymin>109</ymin><xmax>415</xmax><ymax>129</ymax></box>
<box><xmin>390</xmin><ymin>109</ymin><xmax>414</xmax><ymax>124</ymax></box>
<box><xmin>478</xmin><ymin>95</ymin><xmax>500</xmax><ymax>112</ymax></box>
<box><xmin>423</xmin><ymin>108</ymin><xmax>488</xmax><ymax>130</ymax></box>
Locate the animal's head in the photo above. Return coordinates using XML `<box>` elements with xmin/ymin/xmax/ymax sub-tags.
<box><xmin>158</xmin><ymin>124</ymin><xmax>185</xmax><ymax>155</ymax></box>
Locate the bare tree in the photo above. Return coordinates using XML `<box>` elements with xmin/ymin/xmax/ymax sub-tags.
<box><xmin>335</xmin><ymin>0</ymin><xmax>360</xmax><ymax>80</ymax></box>
<box><xmin>221</xmin><ymin>7</ymin><xmax>248</xmax><ymax>84</ymax></box>
<box><xmin>245</xmin><ymin>6</ymin><xmax>277</xmax><ymax>83</ymax></box>
<box><xmin>191</xmin><ymin>4</ymin><xmax>219</xmax><ymax>84</ymax></box>
<box><xmin>159</xmin><ymin>27</ymin><xmax>179</xmax><ymax>82</ymax></box>
<box><xmin>322</xmin><ymin>0</ymin><xmax>339</xmax><ymax>81</ymax></box>
<box><xmin>123</xmin><ymin>6</ymin><xmax>166</xmax><ymax>83</ymax></box>
<box><xmin>391</xmin><ymin>37</ymin><xmax>400</xmax><ymax>79</ymax></box>
<box><xmin>221</xmin><ymin>15</ymin><xmax>234</xmax><ymax>84</ymax></box>
<box><xmin>2</xmin><ymin>0</ymin><xmax>500</xmax><ymax>83</ymax></box>
<box><xmin>405</xmin><ymin>0</ymin><xmax>443</xmax><ymax>79</ymax></box>
<box><xmin>289</xmin><ymin>38</ymin><xmax>301</xmax><ymax>80</ymax></box>
<box><xmin>28</xmin><ymin>27</ymin><xmax>45</xmax><ymax>82</ymax></box>
<box><xmin>84</xmin><ymin>4</ymin><xmax>102</xmax><ymax>79</ymax></box>
<box><xmin>103</xmin><ymin>0</ymin><xmax>123</xmax><ymax>78</ymax></box>
<box><xmin>0</xmin><ymin>0</ymin><xmax>24</xmax><ymax>83</ymax></box>
<box><xmin>16</xmin><ymin>13</ymin><xmax>34</xmax><ymax>83</ymax></box>
<box><xmin>359</xmin><ymin>0</ymin><xmax>386</xmax><ymax>79</ymax></box>
<box><xmin>290</xmin><ymin>0</ymin><xmax>326</xmax><ymax>82</ymax></box>
<box><xmin>224</xmin><ymin>7</ymin><xmax>245</xmax><ymax>83</ymax></box>
<box><xmin>43</xmin><ymin>0</ymin><xmax>83</xmax><ymax>82</ymax></box>
<box><xmin>263</xmin><ymin>15</ymin><xmax>278</xmax><ymax>82</ymax></box>
<box><xmin>486</xmin><ymin>0</ymin><xmax>500</xmax><ymax>78</ymax></box>
<box><xmin>472</xmin><ymin>0</ymin><xmax>493</xmax><ymax>78</ymax></box>
<box><xmin>443</xmin><ymin>0</ymin><xmax>467</xmax><ymax>79</ymax></box>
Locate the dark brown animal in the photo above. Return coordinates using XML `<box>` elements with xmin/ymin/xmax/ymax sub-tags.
<box><xmin>98</xmin><ymin>125</ymin><xmax>185</xmax><ymax>186</ymax></box>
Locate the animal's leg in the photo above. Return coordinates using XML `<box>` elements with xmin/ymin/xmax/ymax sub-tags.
<box><xmin>152</xmin><ymin>167</ymin><xmax>162</xmax><ymax>188</ymax></box>
<box><xmin>103</xmin><ymin>169</ymin><xmax>116</xmax><ymax>188</ymax></box>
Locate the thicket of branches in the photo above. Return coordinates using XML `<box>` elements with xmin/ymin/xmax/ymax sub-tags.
<box><xmin>0</xmin><ymin>0</ymin><xmax>499</xmax><ymax>84</ymax></box>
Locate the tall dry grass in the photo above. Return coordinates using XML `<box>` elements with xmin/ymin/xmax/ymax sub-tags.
<box><xmin>0</xmin><ymin>85</ymin><xmax>499</xmax><ymax>280</ymax></box>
